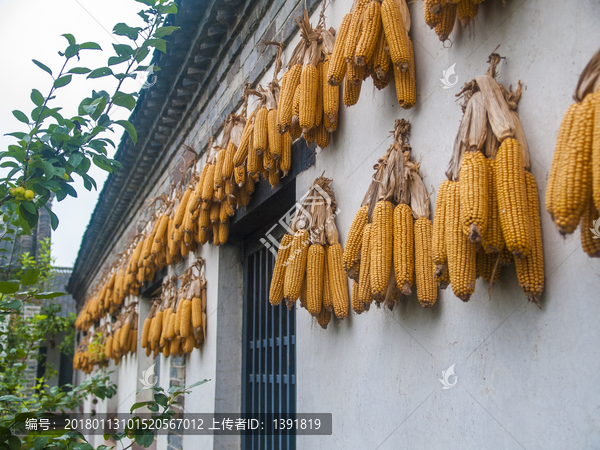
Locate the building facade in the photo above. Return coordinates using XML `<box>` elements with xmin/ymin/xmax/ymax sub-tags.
<box><xmin>68</xmin><ymin>0</ymin><xmax>600</xmax><ymax>449</ymax></box>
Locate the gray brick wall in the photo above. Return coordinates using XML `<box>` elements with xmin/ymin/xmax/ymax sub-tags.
<box><xmin>167</xmin><ymin>355</ymin><xmax>186</xmax><ymax>450</ymax></box>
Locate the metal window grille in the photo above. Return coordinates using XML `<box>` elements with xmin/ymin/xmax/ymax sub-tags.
<box><xmin>242</xmin><ymin>243</ymin><xmax>296</xmax><ymax>450</ymax></box>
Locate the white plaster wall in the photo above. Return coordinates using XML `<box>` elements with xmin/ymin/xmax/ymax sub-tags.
<box><xmin>291</xmin><ymin>1</ymin><xmax>600</xmax><ymax>449</ymax></box>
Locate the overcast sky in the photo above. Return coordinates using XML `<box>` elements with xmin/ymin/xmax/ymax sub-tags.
<box><xmin>0</xmin><ymin>0</ymin><xmax>151</xmax><ymax>267</ymax></box>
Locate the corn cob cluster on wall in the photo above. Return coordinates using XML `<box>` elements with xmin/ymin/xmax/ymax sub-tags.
<box><xmin>139</xmin><ymin>259</ymin><xmax>208</xmax><ymax>359</ymax></box>
<box><xmin>435</xmin><ymin>53</ymin><xmax>545</xmax><ymax>305</ymax></box>
<box><xmin>327</xmin><ymin>0</ymin><xmax>416</xmax><ymax>109</ymax></box>
<box><xmin>277</xmin><ymin>11</ymin><xmax>340</xmax><ymax>149</ymax></box>
<box><xmin>344</xmin><ymin>119</ymin><xmax>437</xmax><ymax>312</ymax></box>
<box><xmin>73</xmin><ymin>305</ymin><xmax>138</xmax><ymax>373</ymax></box>
<box><xmin>546</xmin><ymin>48</ymin><xmax>600</xmax><ymax>258</ymax></box>
<box><xmin>269</xmin><ymin>176</ymin><xmax>349</xmax><ymax>329</ymax></box>
<box><xmin>423</xmin><ymin>0</ymin><xmax>489</xmax><ymax>42</ymax></box>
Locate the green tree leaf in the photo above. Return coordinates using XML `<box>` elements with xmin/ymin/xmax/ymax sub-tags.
<box><xmin>42</xmin><ymin>161</ymin><xmax>55</xmax><ymax>179</ymax></box>
<box><xmin>21</xmin><ymin>269</ymin><xmax>39</xmax><ymax>286</ymax></box>
<box><xmin>62</xmin><ymin>34</ymin><xmax>76</xmax><ymax>45</ymax></box>
<box><xmin>68</xmin><ymin>67</ymin><xmax>92</xmax><ymax>74</ymax></box>
<box><xmin>30</xmin><ymin>89</ymin><xmax>44</xmax><ymax>106</ymax></box>
<box><xmin>44</xmin><ymin>205</ymin><xmax>59</xmax><ymax>230</ymax></box>
<box><xmin>65</xmin><ymin>44</ymin><xmax>80</xmax><ymax>59</ymax></box>
<box><xmin>108</xmin><ymin>55</ymin><xmax>130</xmax><ymax>66</ymax></box>
<box><xmin>79</xmin><ymin>42</ymin><xmax>102</xmax><ymax>50</ymax></box>
<box><xmin>53</xmin><ymin>75</ymin><xmax>72</xmax><ymax>88</ymax></box>
<box><xmin>153</xmin><ymin>26</ymin><xmax>179</xmax><ymax>38</ymax></box>
<box><xmin>134</xmin><ymin>428</ymin><xmax>154</xmax><ymax>447</ymax></box>
<box><xmin>34</xmin><ymin>292</ymin><xmax>66</xmax><ymax>299</ymax></box>
<box><xmin>116</xmin><ymin>120</ymin><xmax>137</xmax><ymax>144</ymax></box>
<box><xmin>0</xmin><ymin>282</ymin><xmax>19</xmax><ymax>294</ymax></box>
<box><xmin>12</xmin><ymin>110</ymin><xmax>29</xmax><ymax>124</ymax></box>
<box><xmin>113</xmin><ymin>23</ymin><xmax>142</xmax><ymax>40</ymax></box>
<box><xmin>112</xmin><ymin>92</ymin><xmax>136</xmax><ymax>111</ymax></box>
<box><xmin>144</xmin><ymin>38</ymin><xmax>167</xmax><ymax>53</ymax></box>
<box><xmin>112</xmin><ymin>43</ymin><xmax>134</xmax><ymax>57</ymax></box>
<box><xmin>87</xmin><ymin>67</ymin><xmax>113</xmax><ymax>79</ymax></box>
<box><xmin>32</xmin><ymin>59</ymin><xmax>52</xmax><ymax>76</ymax></box>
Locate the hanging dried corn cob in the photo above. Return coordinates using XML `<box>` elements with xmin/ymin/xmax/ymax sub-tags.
<box><xmin>439</xmin><ymin>52</ymin><xmax>545</xmax><ymax>304</ymax></box>
<box><xmin>424</xmin><ymin>0</ymin><xmax>489</xmax><ymax>42</ymax></box>
<box><xmin>547</xmin><ymin>47</ymin><xmax>600</xmax><ymax>258</ymax></box>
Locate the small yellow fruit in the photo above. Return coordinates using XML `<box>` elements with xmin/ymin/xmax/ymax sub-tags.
<box><xmin>24</xmin><ymin>190</ymin><xmax>34</xmax><ymax>201</ymax></box>
<box><xmin>15</xmin><ymin>187</ymin><xmax>24</xmax><ymax>196</ymax></box>
<box><xmin>9</xmin><ymin>188</ymin><xmax>16</xmax><ymax>196</ymax></box>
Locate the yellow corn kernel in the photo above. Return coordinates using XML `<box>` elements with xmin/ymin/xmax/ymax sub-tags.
<box><xmin>424</xmin><ymin>0</ymin><xmax>441</xmax><ymax>28</ymax></box>
<box><xmin>414</xmin><ymin>218</ymin><xmax>437</xmax><ymax>308</ymax></box>
<box><xmin>222</xmin><ymin>140</ymin><xmax>236</xmax><ymax>181</ymax></box>
<box><xmin>278</xmin><ymin>64</ymin><xmax>302</xmax><ymax>133</ymax></box>
<box><xmin>219</xmin><ymin>221</ymin><xmax>229</xmax><ymax>244</ymax></box>
<box><xmin>445</xmin><ymin>181</ymin><xmax>477</xmax><ymax>301</ymax></box>
<box><xmin>141</xmin><ymin>317</ymin><xmax>151</xmax><ymax>348</ymax></box>
<box><xmin>306</xmin><ymin>244</ymin><xmax>325</xmax><ymax>316</ymax></box>
<box><xmin>435</xmin><ymin>3</ymin><xmax>457</xmax><ymax>42</ymax></box>
<box><xmin>316</xmin><ymin>122</ymin><xmax>330</xmax><ymax>149</ymax></box>
<box><xmin>317</xmin><ymin>307</ymin><xmax>331</xmax><ymax>329</ymax></box>
<box><xmin>515</xmin><ymin>171</ymin><xmax>545</xmax><ymax>304</ymax></box>
<box><xmin>372</xmin><ymin>29</ymin><xmax>391</xmax><ymax>81</ymax></box>
<box><xmin>327</xmin><ymin>243</ymin><xmax>349</xmax><ymax>320</ymax></box>
<box><xmin>381</xmin><ymin>0</ymin><xmax>410</xmax><ymax>69</ymax></box>
<box><xmin>358</xmin><ymin>223</ymin><xmax>373</xmax><ymax>305</ymax></box>
<box><xmin>327</xmin><ymin>14</ymin><xmax>352</xmax><ymax>86</ymax></box>
<box><xmin>344</xmin><ymin>0</ymin><xmax>370</xmax><ymax>62</ymax></box>
<box><xmin>592</xmin><ymin>92</ymin><xmax>600</xmax><ymax>210</ymax></box>
<box><xmin>283</xmin><ymin>230</ymin><xmax>309</xmax><ymax>302</ymax></box>
<box><xmin>269</xmin><ymin>234</ymin><xmax>293</xmax><ymax>305</ymax></box>
<box><xmin>482</xmin><ymin>159</ymin><xmax>504</xmax><ymax>253</ymax></box>
<box><xmin>253</xmin><ymin>107</ymin><xmax>269</xmax><ymax>156</ymax></box>
<box><xmin>355</xmin><ymin>1</ymin><xmax>382</xmax><ymax>67</ymax></box>
<box><xmin>268</xmin><ymin>109</ymin><xmax>283</xmax><ymax>159</ymax></box>
<box><xmin>299</xmin><ymin>65</ymin><xmax>319</xmax><ymax>133</ymax></box>
<box><xmin>370</xmin><ymin>200</ymin><xmax>394</xmax><ymax>300</ymax></box>
<box><xmin>550</xmin><ymin>95</ymin><xmax>594</xmax><ymax>234</ymax></box>
<box><xmin>323</xmin><ymin>249</ymin><xmax>333</xmax><ymax>312</ymax></box>
<box><xmin>457</xmin><ymin>0</ymin><xmax>478</xmax><ymax>27</ymax></box>
<box><xmin>281</xmin><ymin>132</ymin><xmax>292</xmax><ymax>176</ymax></box>
<box><xmin>495</xmin><ymin>138</ymin><xmax>532</xmax><ymax>258</ymax></box>
<box><xmin>315</xmin><ymin>61</ymin><xmax>324</xmax><ymax>127</ymax></box>
<box><xmin>393</xmin><ymin>203</ymin><xmax>414</xmax><ymax>295</ymax></box>
<box><xmin>433</xmin><ymin>180</ymin><xmax>450</xmax><ymax>269</ymax></box>
<box><xmin>393</xmin><ymin>39</ymin><xmax>416</xmax><ymax>109</ymax></box>
<box><xmin>343</xmin><ymin>205</ymin><xmax>369</xmax><ymax>279</ymax></box>
<box><xmin>233</xmin><ymin>116</ymin><xmax>254</xmax><ymax>167</ymax></box>
<box><xmin>351</xmin><ymin>280</ymin><xmax>364</xmax><ymax>314</ymax></box>
<box><xmin>343</xmin><ymin>69</ymin><xmax>362</xmax><ymax>107</ymax></box>
<box><xmin>459</xmin><ymin>150</ymin><xmax>488</xmax><ymax>243</ymax></box>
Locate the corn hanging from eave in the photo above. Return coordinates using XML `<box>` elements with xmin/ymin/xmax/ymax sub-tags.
<box><xmin>343</xmin><ymin>69</ymin><xmax>363</xmax><ymax>107</ymax></box>
<box><xmin>495</xmin><ymin>138</ymin><xmax>531</xmax><ymax>258</ymax></box>
<box><xmin>393</xmin><ymin>39</ymin><xmax>416</xmax><ymax>109</ymax></box>
<box><xmin>372</xmin><ymin>30</ymin><xmax>391</xmax><ymax>81</ymax></box>
<box><xmin>355</xmin><ymin>0</ymin><xmax>382</xmax><ymax>67</ymax></box>
<box><xmin>316</xmin><ymin>122</ymin><xmax>330</xmax><ymax>149</ymax></box>
<box><xmin>343</xmin><ymin>205</ymin><xmax>369</xmax><ymax>280</ymax></box>
<box><xmin>592</xmin><ymin>92</ymin><xmax>600</xmax><ymax>211</ymax></box>
<box><xmin>351</xmin><ymin>280</ymin><xmax>364</xmax><ymax>314</ymax></box>
<box><xmin>481</xmin><ymin>159</ymin><xmax>504</xmax><ymax>254</ymax></box>
<box><xmin>435</xmin><ymin>3</ymin><xmax>457</xmax><ymax>42</ymax></box>
<box><xmin>514</xmin><ymin>171</ymin><xmax>545</xmax><ymax>305</ymax></box>
<box><xmin>322</xmin><ymin>58</ymin><xmax>340</xmax><ymax>125</ymax></box>
<box><xmin>268</xmin><ymin>109</ymin><xmax>283</xmax><ymax>160</ymax></box>
<box><xmin>393</xmin><ymin>203</ymin><xmax>414</xmax><ymax>295</ymax></box>
<box><xmin>370</xmin><ymin>201</ymin><xmax>394</xmax><ymax>300</ymax></box>
<box><xmin>424</xmin><ymin>0</ymin><xmax>441</xmax><ymax>28</ymax></box>
<box><xmin>315</xmin><ymin>61</ymin><xmax>324</xmax><ymax>128</ymax></box>
<box><xmin>306</xmin><ymin>244</ymin><xmax>325</xmax><ymax>316</ymax></box>
<box><xmin>327</xmin><ymin>14</ymin><xmax>352</xmax><ymax>86</ymax></box>
<box><xmin>457</xmin><ymin>0</ymin><xmax>478</xmax><ymax>27</ymax></box>
<box><xmin>445</xmin><ymin>181</ymin><xmax>476</xmax><ymax>301</ymax></box>
<box><xmin>344</xmin><ymin>0</ymin><xmax>370</xmax><ymax>63</ymax></box>
<box><xmin>358</xmin><ymin>223</ymin><xmax>373</xmax><ymax>305</ymax></box>
<box><xmin>299</xmin><ymin>64</ymin><xmax>319</xmax><ymax>133</ymax></box>
<box><xmin>281</xmin><ymin>132</ymin><xmax>292</xmax><ymax>176</ymax></box>
<box><xmin>222</xmin><ymin>140</ymin><xmax>236</xmax><ymax>181</ymax></box>
<box><xmin>432</xmin><ymin>180</ymin><xmax>449</xmax><ymax>277</ymax></box>
<box><xmin>548</xmin><ymin>95</ymin><xmax>594</xmax><ymax>234</ymax></box>
<box><xmin>253</xmin><ymin>107</ymin><xmax>269</xmax><ymax>156</ymax></box>
<box><xmin>278</xmin><ymin>64</ymin><xmax>302</xmax><ymax>133</ymax></box>
<box><xmin>283</xmin><ymin>230</ymin><xmax>309</xmax><ymax>303</ymax></box>
<box><xmin>459</xmin><ymin>150</ymin><xmax>488</xmax><ymax>243</ymax></box>
<box><xmin>328</xmin><ymin>243</ymin><xmax>349</xmax><ymax>320</ymax></box>
<box><xmin>414</xmin><ymin>218</ymin><xmax>437</xmax><ymax>308</ymax></box>
<box><xmin>233</xmin><ymin>117</ymin><xmax>254</xmax><ymax>167</ymax></box>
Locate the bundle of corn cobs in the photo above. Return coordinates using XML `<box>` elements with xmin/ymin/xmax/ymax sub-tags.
<box><xmin>73</xmin><ymin>329</ymin><xmax>105</xmax><ymax>374</ymax></box>
<box><xmin>423</xmin><ymin>0</ymin><xmax>487</xmax><ymax>42</ymax></box>
<box><xmin>344</xmin><ymin>119</ymin><xmax>437</xmax><ymax>312</ymax></box>
<box><xmin>268</xmin><ymin>176</ymin><xmax>348</xmax><ymax>329</ymax></box>
<box><xmin>277</xmin><ymin>11</ymin><xmax>339</xmax><ymax>148</ymax></box>
<box><xmin>434</xmin><ymin>53</ymin><xmax>544</xmax><ymax>305</ymax></box>
<box><xmin>140</xmin><ymin>259</ymin><xmax>208</xmax><ymax>358</ymax></box>
<box><xmin>327</xmin><ymin>0</ymin><xmax>416</xmax><ymax>108</ymax></box>
<box><xmin>103</xmin><ymin>304</ymin><xmax>139</xmax><ymax>363</ymax></box>
<box><xmin>546</xmin><ymin>48</ymin><xmax>600</xmax><ymax>258</ymax></box>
